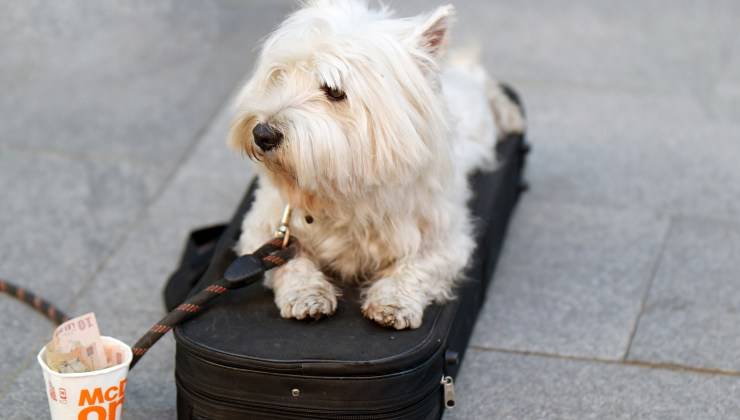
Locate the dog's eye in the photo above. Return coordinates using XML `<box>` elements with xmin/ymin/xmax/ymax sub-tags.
<box><xmin>321</xmin><ymin>85</ymin><xmax>347</xmax><ymax>101</ymax></box>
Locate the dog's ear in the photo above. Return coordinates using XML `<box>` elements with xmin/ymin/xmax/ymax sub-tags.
<box><xmin>415</xmin><ymin>5</ymin><xmax>455</xmax><ymax>58</ymax></box>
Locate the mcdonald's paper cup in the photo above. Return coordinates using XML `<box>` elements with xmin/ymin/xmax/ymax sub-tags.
<box><xmin>37</xmin><ymin>336</ymin><xmax>132</xmax><ymax>420</ymax></box>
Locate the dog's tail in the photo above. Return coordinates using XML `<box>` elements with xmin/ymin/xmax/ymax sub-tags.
<box><xmin>487</xmin><ymin>81</ymin><xmax>526</xmax><ymax>137</ymax></box>
<box><xmin>447</xmin><ymin>46</ymin><xmax>526</xmax><ymax>137</ymax></box>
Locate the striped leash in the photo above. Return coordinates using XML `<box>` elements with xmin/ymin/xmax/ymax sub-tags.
<box><xmin>130</xmin><ymin>236</ymin><xmax>297</xmax><ymax>368</ymax></box>
<box><xmin>0</xmin><ymin>278</ymin><xmax>70</xmax><ymax>325</ymax></box>
<box><xmin>0</xmin><ymin>236</ymin><xmax>298</xmax><ymax>370</ymax></box>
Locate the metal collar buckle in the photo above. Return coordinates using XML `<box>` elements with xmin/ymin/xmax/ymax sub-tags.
<box><xmin>274</xmin><ymin>205</ymin><xmax>292</xmax><ymax>248</ymax></box>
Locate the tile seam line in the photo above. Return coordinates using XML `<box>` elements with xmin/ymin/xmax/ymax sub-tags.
<box><xmin>0</xmin><ymin>82</ymin><xmax>242</xmax><ymax>400</ymax></box>
<box><xmin>622</xmin><ymin>216</ymin><xmax>675</xmax><ymax>360</ymax></box>
<box><xmin>527</xmin><ymin>194</ymin><xmax>740</xmax><ymax>230</ymax></box>
<box><xmin>63</xmin><ymin>83</ymin><xmax>241</xmax><ymax>314</ymax></box>
<box><xmin>0</xmin><ymin>143</ymin><xmax>175</xmax><ymax>170</ymax></box>
<box><xmin>0</xmin><ymin>66</ymin><xmax>252</xmax><ymax>400</ymax></box>
<box><xmin>498</xmin><ymin>77</ymin><xmax>706</xmax><ymax>98</ymax></box>
<box><xmin>0</xmin><ymin>357</ymin><xmax>36</xmax><ymax>400</ymax></box>
<box><xmin>470</xmin><ymin>345</ymin><xmax>740</xmax><ymax>378</ymax></box>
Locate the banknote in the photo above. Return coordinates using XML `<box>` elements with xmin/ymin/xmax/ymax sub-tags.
<box><xmin>44</xmin><ymin>313</ymin><xmax>125</xmax><ymax>373</ymax></box>
<box><xmin>104</xmin><ymin>342</ymin><xmax>126</xmax><ymax>367</ymax></box>
<box><xmin>45</xmin><ymin>343</ymin><xmax>91</xmax><ymax>373</ymax></box>
<box><xmin>51</xmin><ymin>312</ymin><xmax>107</xmax><ymax>370</ymax></box>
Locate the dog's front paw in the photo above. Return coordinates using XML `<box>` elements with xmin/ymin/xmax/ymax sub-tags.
<box><xmin>272</xmin><ymin>258</ymin><xmax>339</xmax><ymax>321</ymax></box>
<box><xmin>275</xmin><ymin>282</ymin><xmax>338</xmax><ymax>320</ymax></box>
<box><xmin>361</xmin><ymin>279</ymin><xmax>425</xmax><ymax>330</ymax></box>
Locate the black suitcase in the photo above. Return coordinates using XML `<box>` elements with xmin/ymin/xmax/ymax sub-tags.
<box><xmin>167</xmin><ymin>128</ymin><xmax>528</xmax><ymax>419</ymax></box>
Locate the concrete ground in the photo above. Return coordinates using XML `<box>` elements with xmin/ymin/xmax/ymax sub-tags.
<box><xmin>1</xmin><ymin>1</ymin><xmax>739</xmax><ymax>419</ymax></box>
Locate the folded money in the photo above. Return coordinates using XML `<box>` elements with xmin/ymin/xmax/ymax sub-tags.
<box><xmin>44</xmin><ymin>313</ymin><xmax>126</xmax><ymax>373</ymax></box>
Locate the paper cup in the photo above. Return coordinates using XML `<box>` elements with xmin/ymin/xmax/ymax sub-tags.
<box><xmin>37</xmin><ymin>336</ymin><xmax>132</xmax><ymax>420</ymax></box>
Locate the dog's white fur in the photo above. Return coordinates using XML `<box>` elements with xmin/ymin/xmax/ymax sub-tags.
<box><xmin>230</xmin><ymin>0</ymin><xmax>524</xmax><ymax>329</ymax></box>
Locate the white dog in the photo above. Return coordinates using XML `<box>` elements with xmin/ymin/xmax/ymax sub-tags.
<box><xmin>230</xmin><ymin>0</ymin><xmax>524</xmax><ymax>329</ymax></box>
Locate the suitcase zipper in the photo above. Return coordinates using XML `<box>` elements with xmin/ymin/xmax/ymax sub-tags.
<box><xmin>178</xmin><ymin>374</ymin><xmax>443</xmax><ymax>420</ymax></box>
<box><xmin>440</xmin><ymin>375</ymin><xmax>456</xmax><ymax>409</ymax></box>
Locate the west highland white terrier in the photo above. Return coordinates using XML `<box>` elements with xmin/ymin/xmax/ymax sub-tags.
<box><xmin>230</xmin><ymin>0</ymin><xmax>525</xmax><ymax>329</ymax></box>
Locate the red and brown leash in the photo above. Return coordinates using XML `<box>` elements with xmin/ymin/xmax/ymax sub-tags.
<box><xmin>129</xmin><ymin>236</ymin><xmax>297</xmax><ymax>368</ymax></box>
<box><xmin>0</xmin><ymin>236</ymin><xmax>298</xmax><ymax>370</ymax></box>
<box><xmin>0</xmin><ymin>278</ymin><xmax>71</xmax><ymax>325</ymax></box>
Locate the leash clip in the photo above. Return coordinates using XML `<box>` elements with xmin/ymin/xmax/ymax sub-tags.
<box><xmin>274</xmin><ymin>205</ymin><xmax>292</xmax><ymax>248</ymax></box>
<box><xmin>223</xmin><ymin>254</ymin><xmax>265</xmax><ymax>289</ymax></box>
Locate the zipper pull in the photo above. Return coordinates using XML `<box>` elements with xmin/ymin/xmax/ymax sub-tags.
<box><xmin>441</xmin><ymin>375</ymin><xmax>456</xmax><ymax>408</ymax></box>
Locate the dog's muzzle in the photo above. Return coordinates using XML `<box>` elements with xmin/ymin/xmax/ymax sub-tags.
<box><xmin>253</xmin><ymin>123</ymin><xmax>283</xmax><ymax>152</ymax></box>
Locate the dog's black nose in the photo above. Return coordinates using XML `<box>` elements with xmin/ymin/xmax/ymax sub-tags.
<box><xmin>253</xmin><ymin>123</ymin><xmax>283</xmax><ymax>151</ymax></box>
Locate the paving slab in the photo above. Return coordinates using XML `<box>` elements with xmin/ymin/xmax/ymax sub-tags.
<box><xmin>396</xmin><ymin>2</ymin><xmax>740</xmax><ymax>221</ymax></box>
<box><xmin>0</xmin><ymin>335</ymin><xmax>176</xmax><ymax>420</ymax></box>
<box><xmin>0</xmin><ymin>149</ymin><xmax>158</xmax><ymax>392</ymax></box>
<box><xmin>0</xmin><ymin>0</ymin><xmax>290</xmax><ymax>172</ymax></box>
<box><xmin>0</xmin><ymin>150</ymin><xmax>160</xmax><ymax>304</ymax></box>
<box><xmin>0</xmin><ymin>0</ymin><xmax>292</xmax><ymax>407</ymax></box>
<box><xmin>471</xmin><ymin>196</ymin><xmax>669</xmax><ymax>359</ymax></box>
<box><xmin>0</xmin><ymin>89</ymin><xmax>252</xmax><ymax>420</ymax></box>
<box><xmin>445</xmin><ymin>349</ymin><xmax>740</xmax><ymax>420</ymax></box>
<box><xmin>0</xmin><ymin>301</ymin><xmax>61</xmax><ymax>402</ymax></box>
<box><xmin>393</xmin><ymin>0</ymin><xmax>732</xmax><ymax>96</ymax></box>
<box><xmin>714</xmin><ymin>79</ymin><xmax>740</xmax><ymax>124</ymax></box>
<box><xmin>712</xmin><ymin>38</ymin><xmax>740</xmax><ymax>123</ymax></box>
<box><xmin>521</xmin><ymin>86</ymin><xmax>740</xmax><ymax>220</ymax></box>
<box><xmin>628</xmin><ymin>217</ymin><xmax>740</xmax><ymax>372</ymax></box>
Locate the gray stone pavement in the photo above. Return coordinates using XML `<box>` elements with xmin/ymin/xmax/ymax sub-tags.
<box><xmin>1</xmin><ymin>1</ymin><xmax>739</xmax><ymax>419</ymax></box>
